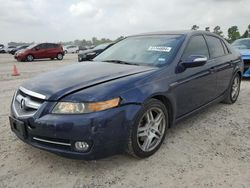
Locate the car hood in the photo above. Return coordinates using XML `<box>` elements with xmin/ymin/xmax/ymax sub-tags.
<box><xmin>79</xmin><ymin>49</ymin><xmax>94</xmax><ymax>55</ymax></box>
<box><xmin>21</xmin><ymin>61</ymin><xmax>157</xmax><ymax>100</ymax></box>
<box><xmin>16</xmin><ymin>49</ymin><xmax>25</xmax><ymax>53</ymax></box>
<box><xmin>235</xmin><ymin>49</ymin><xmax>250</xmax><ymax>55</ymax></box>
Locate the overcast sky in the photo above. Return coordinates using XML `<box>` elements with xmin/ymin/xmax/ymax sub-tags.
<box><xmin>0</xmin><ymin>0</ymin><xmax>249</xmax><ymax>44</ymax></box>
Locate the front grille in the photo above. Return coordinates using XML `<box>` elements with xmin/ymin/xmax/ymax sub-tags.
<box><xmin>12</xmin><ymin>87</ymin><xmax>45</xmax><ymax>117</ymax></box>
<box><xmin>243</xmin><ymin>59</ymin><xmax>250</xmax><ymax>67</ymax></box>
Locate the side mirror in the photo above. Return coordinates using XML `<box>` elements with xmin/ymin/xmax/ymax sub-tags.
<box><xmin>182</xmin><ymin>55</ymin><xmax>207</xmax><ymax>68</ymax></box>
<box><xmin>34</xmin><ymin>47</ymin><xmax>40</xmax><ymax>51</ymax></box>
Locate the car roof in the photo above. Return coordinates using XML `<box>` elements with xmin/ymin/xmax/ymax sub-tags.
<box><xmin>129</xmin><ymin>30</ymin><xmax>219</xmax><ymax>37</ymax></box>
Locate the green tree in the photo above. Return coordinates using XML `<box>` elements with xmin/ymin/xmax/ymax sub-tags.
<box><xmin>241</xmin><ymin>30</ymin><xmax>249</xmax><ymax>38</ymax></box>
<box><xmin>191</xmin><ymin>25</ymin><xmax>199</xmax><ymax>30</ymax></box>
<box><xmin>213</xmin><ymin>26</ymin><xmax>223</xmax><ymax>37</ymax></box>
<box><xmin>91</xmin><ymin>37</ymin><xmax>99</xmax><ymax>45</ymax></box>
<box><xmin>115</xmin><ymin>36</ymin><xmax>125</xmax><ymax>42</ymax></box>
<box><xmin>205</xmin><ymin>27</ymin><xmax>210</xmax><ymax>32</ymax></box>
<box><xmin>248</xmin><ymin>24</ymin><xmax>250</xmax><ymax>37</ymax></box>
<box><xmin>228</xmin><ymin>26</ymin><xmax>241</xmax><ymax>43</ymax></box>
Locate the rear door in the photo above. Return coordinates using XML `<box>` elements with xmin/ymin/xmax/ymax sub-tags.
<box><xmin>173</xmin><ymin>35</ymin><xmax>217</xmax><ymax>117</ymax></box>
<box><xmin>204</xmin><ymin>35</ymin><xmax>234</xmax><ymax>96</ymax></box>
<box><xmin>45</xmin><ymin>43</ymin><xmax>56</xmax><ymax>58</ymax></box>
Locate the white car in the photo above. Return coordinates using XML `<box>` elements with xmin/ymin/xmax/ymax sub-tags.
<box><xmin>4</xmin><ymin>46</ymin><xmax>16</xmax><ymax>53</ymax></box>
<box><xmin>63</xmin><ymin>45</ymin><xmax>79</xmax><ymax>54</ymax></box>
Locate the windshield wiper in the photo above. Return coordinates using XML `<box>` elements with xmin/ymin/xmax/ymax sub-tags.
<box><xmin>102</xmin><ymin>60</ymin><xmax>139</xmax><ymax>66</ymax></box>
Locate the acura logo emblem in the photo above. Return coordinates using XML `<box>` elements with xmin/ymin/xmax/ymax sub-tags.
<box><xmin>20</xmin><ymin>98</ymin><xmax>26</xmax><ymax>109</ymax></box>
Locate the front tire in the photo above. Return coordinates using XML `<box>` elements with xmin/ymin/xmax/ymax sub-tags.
<box><xmin>26</xmin><ymin>54</ymin><xmax>34</xmax><ymax>62</ymax></box>
<box><xmin>222</xmin><ymin>73</ymin><xmax>241</xmax><ymax>104</ymax></box>
<box><xmin>127</xmin><ymin>99</ymin><xmax>168</xmax><ymax>158</ymax></box>
<box><xmin>57</xmin><ymin>53</ymin><xmax>63</xmax><ymax>60</ymax></box>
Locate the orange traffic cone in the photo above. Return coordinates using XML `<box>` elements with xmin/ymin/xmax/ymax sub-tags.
<box><xmin>12</xmin><ymin>65</ymin><xmax>20</xmax><ymax>76</ymax></box>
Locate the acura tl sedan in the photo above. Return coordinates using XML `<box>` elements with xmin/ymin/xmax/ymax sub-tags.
<box><xmin>9</xmin><ymin>31</ymin><xmax>243</xmax><ymax>160</ymax></box>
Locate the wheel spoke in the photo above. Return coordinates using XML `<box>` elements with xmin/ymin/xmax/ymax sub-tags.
<box><xmin>151</xmin><ymin>127</ymin><xmax>162</xmax><ymax>139</ymax></box>
<box><xmin>142</xmin><ymin>136</ymin><xmax>153</xmax><ymax>151</ymax></box>
<box><xmin>137</xmin><ymin>126</ymin><xmax>148</xmax><ymax>137</ymax></box>
<box><xmin>154</xmin><ymin>113</ymin><xmax>163</xmax><ymax>127</ymax></box>
<box><xmin>146</xmin><ymin>110</ymin><xmax>154</xmax><ymax>122</ymax></box>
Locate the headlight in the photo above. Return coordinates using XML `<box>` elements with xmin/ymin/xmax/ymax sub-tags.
<box><xmin>52</xmin><ymin>98</ymin><xmax>120</xmax><ymax>114</ymax></box>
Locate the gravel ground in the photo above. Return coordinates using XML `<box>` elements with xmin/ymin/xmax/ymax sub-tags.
<box><xmin>0</xmin><ymin>54</ymin><xmax>249</xmax><ymax>188</ymax></box>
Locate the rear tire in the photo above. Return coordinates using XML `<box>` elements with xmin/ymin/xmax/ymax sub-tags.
<box><xmin>26</xmin><ymin>54</ymin><xmax>34</xmax><ymax>62</ymax></box>
<box><xmin>57</xmin><ymin>53</ymin><xmax>63</xmax><ymax>60</ymax></box>
<box><xmin>127</xmin><ymin>99</ymin><xmax>168</xmax><ymax>158</ymax></box>
<box><xmin>222</xmin><ymin>73</ymin><xmax>241</xmax><ymax>104</ymax></box>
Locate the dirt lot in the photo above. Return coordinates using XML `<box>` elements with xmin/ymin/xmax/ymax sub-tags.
<box><xmin>0</xmin><ymin>54</ymin><xmax>249</xmax><ymax>188</ymax></box>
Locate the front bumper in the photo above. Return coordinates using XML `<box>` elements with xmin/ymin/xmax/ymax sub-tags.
<box><xmin>78</xmin><ymin>54</ymin><xmax>87</xmax><ymax>62</ymax></box>
<box><xmin>14</xmin><ymin>54</ymin><xmax>25</xmax><ymax>61</ymax></box>
<box><xmin>242</xmin><ymin>58</ymin><xmax>250</xmax><ymax>77</ymax></box>
<box><xmin>10</xmin><ymin>104</ymin><xmax>141</xmax><ymax>160</ymax></box>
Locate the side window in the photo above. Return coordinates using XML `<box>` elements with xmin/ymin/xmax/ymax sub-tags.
<box><xmin>40</xmin><ymin>43</ymin><xmax>48</xmax><ymax>49</ymax></box>
<box><xmin>54</xmin><ymin>44</ymin><xmax>60</xmax><ymax>48</ymax></box>
<box><xmin>221</xmin><ymin>40</ymin><xmax>229</xmax><ymax>54</ymax></box>
<box><xmin>182</xmin><ymin>35</ymin><xmax>209</xmax><ymax>60</ymax></box>
<box><xmin>205</xmin><ymin>36</ymin><xmax>225</xmax><ymax>58</ymax></box>
<box><xmin>35</xmin><ymin>44</ymin><xmax>44</xmax><ymax>49</ymax></box>
<box><xmin>46</xmin><ymin>43</ymin><xmax>55</xmax><ymax>49</ymax></box>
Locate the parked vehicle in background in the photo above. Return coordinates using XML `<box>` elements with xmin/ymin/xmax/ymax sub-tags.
<box><xmin>14</xmin><ymin>43</ymin><xmax>64</xmax><ymax>62</ymax></box>
<box><xmin>9</xmin><ymin>31</ymin><xmax>243</xmax><ymax>160</ymax></box>
<box><xmin>5</xmin><ymin>46</ymin><xmax>16</xmax><ymax>53</ymax></box>
<box><xmin>63</xmin><ymin>45</ymin><xmax>79</xmax><ymax>54</ymax></box>
<box><xmin>78</xmin><ymin>42</ymin><xmax>114</xmax><ymax>62</ymax></box>
<box><xmin>10</xmin><ymin>45</ymin><xmax>29</xmax><ymax>55</ymax></box>
<box><xmin>232</xmin><ymin>38</ymin><xmax>250</xmax><ymax>77</ymax></box>
<box><xmin>0</xmin><ymin>44</ymin><xmax>4</xmax><ymax>53</ymax></box>
<box><xmin>78</xmin><ymin>46</ymin><xmax>88</xmax><ymax>51</ymax></box>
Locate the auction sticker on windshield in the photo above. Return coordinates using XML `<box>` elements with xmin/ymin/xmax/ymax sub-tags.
<box><xmin>148</xmin><ymin>46</ymin><xmax>172</xmax><ymax>52</ymax></box>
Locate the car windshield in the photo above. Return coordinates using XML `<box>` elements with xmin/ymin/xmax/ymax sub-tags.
<box><xmin>94</xmin><ymin>35</ymin><xmax>184</xmax><ymax>66</ymax></box>
<box><xmin>26</xmin><ymin>44</ymin><xmax>37</xmax><ymax>49</ymax></box>
<box><xmin>232</xmin><ymin>39</ymin><xmax>250</xmax><ymax>49</ymax></box>
<box><xmin>93</xmin><ymin>43</ymin><xmax>111</xmax><ymax>50</ymax></box>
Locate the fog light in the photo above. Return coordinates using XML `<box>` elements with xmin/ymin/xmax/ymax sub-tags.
<box><xmin>74</xmin><ymin>141</ymin><xmax>89</xmax><ymax>152</ymax></box>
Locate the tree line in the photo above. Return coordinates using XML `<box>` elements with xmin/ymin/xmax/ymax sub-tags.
<box><xmin>7</xmin><ymin>36</ymin><xmax>125</xmax><ymax>48</ymax></box>
<box><xmin>61</xmin><ymin>36</ymin><xmax>125</xmax><ymax>47</ymax></box>
<box><xmin>191</xmin><ymin>24</ymin><xmax>250</xmax><ymax>43</ymax></box>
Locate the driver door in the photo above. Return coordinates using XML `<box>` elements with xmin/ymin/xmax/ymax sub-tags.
<box><xmin>33</xmin><ymin>44</ymin><xmax>47</xmax><ymax>59</ymax></box>
<box><xmin>173</xmin><ymin>35</ymin><xmax>217</xmax><ymax>117</ymax></box>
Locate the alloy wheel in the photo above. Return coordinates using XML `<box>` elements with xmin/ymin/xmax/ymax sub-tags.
<box><xmin>57</xmin><ymin>54</ymin><xmax>63</xmax><ymax>60</ymax></box>
<box><xmin>27</xmin><ymin>55</ymin><xmax>33</xmax><ymax>61</ymax></box>
<box><xmin>231</xmin><ymin>76</ymin><xmax>240</xmax><ymax>101</ymax></box>
<box><xmin>137</xmin><ymin>107</ymin><xmax>166</xmax><ymax>152</ymax></box>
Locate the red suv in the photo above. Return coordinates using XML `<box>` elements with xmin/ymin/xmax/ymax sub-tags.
<box><xmin>14</xmin><ymin>43</ymin><xmax>64</xmax><ymax>62</ymax></box>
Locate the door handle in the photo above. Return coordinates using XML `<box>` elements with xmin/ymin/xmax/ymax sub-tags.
<box><xmin>210</xmin><ymin>67</ymin><xmax>216</xmax><ymax>73</ymax></box>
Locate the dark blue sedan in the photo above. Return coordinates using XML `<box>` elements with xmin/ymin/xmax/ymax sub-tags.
<box><xmin>9</xmin><ymin>31</ymin><xmax>243</xmax><ymax>160</ymax></box>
